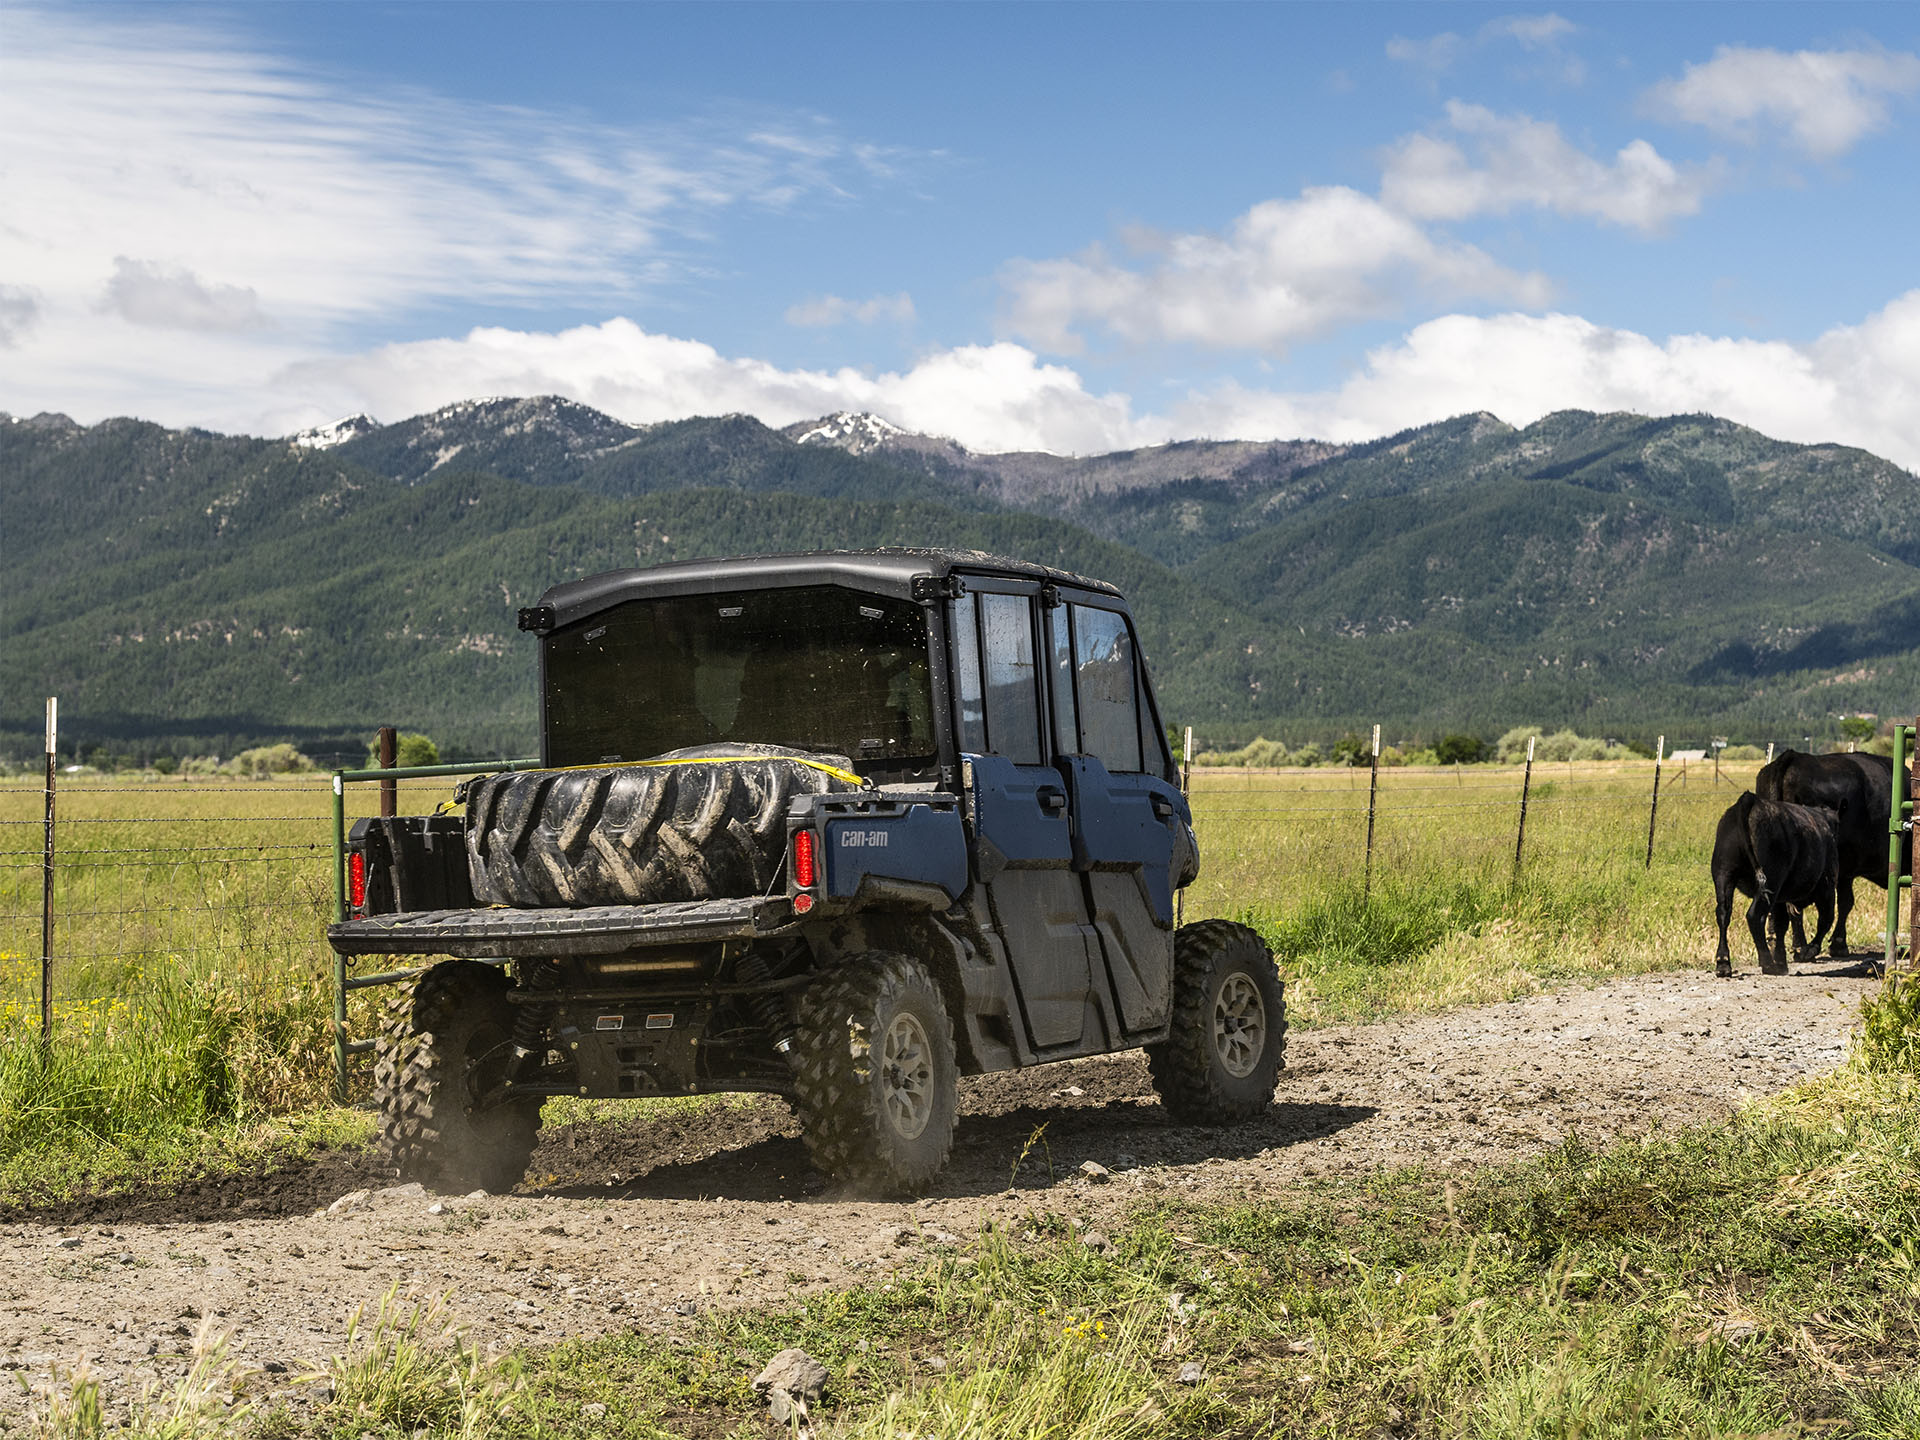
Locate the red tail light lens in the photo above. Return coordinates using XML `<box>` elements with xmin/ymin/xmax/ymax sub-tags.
<box><xmin>791</xmin><ymin>830</ymin><xmax>816</xmax><ymax>889</ymax></box>
<box><xmin>348</xmin><ymin>851</ymin><xmax>367</xmax><ymax>910</ymax></box>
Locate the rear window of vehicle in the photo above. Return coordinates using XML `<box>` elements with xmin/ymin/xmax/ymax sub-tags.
<box><xmin>543</xmin><ymin>586</ymin><xmax>934</xmax><ymax>770</ymax></box>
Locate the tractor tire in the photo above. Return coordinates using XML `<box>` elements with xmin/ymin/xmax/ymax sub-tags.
<box><xmin>374</xmin><ymin>960</ymin><xmax>542</xmax><ymax>1194</ymax></box>
<box><xmin>792</xmin><ymin>952</ymin><xmax>958</xmax><ymax>1197</ymax></box>
<box><xmin>1146</xmin><ymin>920</ymin><xmax>1286</xmax><ymax>1125</ymax></box>
<box><xmin>464</xmin><ymin>745</ymin><xmax>860</xmax><ymax>908</ymax></box>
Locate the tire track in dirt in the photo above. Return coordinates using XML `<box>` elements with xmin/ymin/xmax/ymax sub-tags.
<box><xmin>0</xmin><ymin>962</ymin><xmax>1877</xmax><ymax>1420</ymax></box>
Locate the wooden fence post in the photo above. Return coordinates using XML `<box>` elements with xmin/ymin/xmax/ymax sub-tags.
<box><xmin>378</xmin><ymin>725</ymin><xmax>397</xmax><ymax>819</ymax></box>
<box><xmin>1645</xmin><ymin>735</ymin><xmax>1665</xmax><ymax>869</ymax></box>
<box><xmin>1512</xmin><ymin>734</ymin><xmax>1535</xmax><ymax>885</ymax></box>
<box><xmin>40</xmin><ymin>697</ymin><xmax>56</xmax><ymax>1047</ymax></box>
<box><xmin>1364</xmin><ymin>724</ymin><xmax>1381</xmax><ymax>897</ymax></box>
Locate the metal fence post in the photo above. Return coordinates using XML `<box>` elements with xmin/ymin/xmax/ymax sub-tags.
<box><xmin>1886</xmin><ymin>724</ymin><xmax>1911</xmax><ymax>976</ymax></box>
<box><xmin>1364</xmin><ymin>723</ymin><xmax>1382</xmax><ymax>897</ymax></box>
<box><xmin>378</xmin><ymin>725</ymin><xmax>398</xmax><ymax>819</ymax></box>
<box><xmin>1908</xmin><ymin>715</ymin><xmax>1920</xmax><ymax>973</ymax></box>
<box><xmin>1645</xmin><ymin>735</ymin><xmax>1665</xmax><ymax>869</ymax></box>
<box><xmin>1512</xmin><ymin>734</ymin><xmax>1535</xmax><ymax>885</ymax></box>
<box><xmin>1176</xmin><ymin>726</ymin><xmax>1192</xmax><ymax>929</ymax></box>
<box><xmin>332</xmin><ymin>770</ymin><xmax>349</xmax><ymax>1102</ymax></box>
<box><xmin>40</xmin><ymin>697</ymin><xmax>56</xmax><ymax>1047</ymax></box>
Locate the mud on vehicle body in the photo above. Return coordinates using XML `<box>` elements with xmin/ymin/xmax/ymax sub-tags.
<box><xmin>330</xmin><ymin>548</ymin><xmax>1285</xmax><ymax>1195</ymax></box>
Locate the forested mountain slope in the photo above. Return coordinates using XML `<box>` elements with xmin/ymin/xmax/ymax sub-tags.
<box><xmin>4</xmin><ymin>399</ymin><xmax>1917</xmax><ymax>761</ymax></box>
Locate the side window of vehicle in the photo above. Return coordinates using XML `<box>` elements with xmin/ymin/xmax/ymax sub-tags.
<box><xmin>951</xmin><ymin>592</ymin><xmax>987</xmax><ymax>754</ymax></box>
<box><xmin>1047</xmin><ymin>603</ymin><xmax>1079</xmax><ymax>757</ymax></box>
<box><xmin>979</xmin><ymin>592</ymin><xmax>1043</xmax><ymax>765</ymax></box>
<box><xmin>1071</xmin><ymin>605</ymin><xmax>1142</xmax><ymax>773</ymax></box>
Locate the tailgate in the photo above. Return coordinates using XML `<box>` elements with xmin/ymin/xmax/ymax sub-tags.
<box><xmin>327</xmin><ymin>895</ymin><xmax>797</xmax><ymax>958</ymax></box>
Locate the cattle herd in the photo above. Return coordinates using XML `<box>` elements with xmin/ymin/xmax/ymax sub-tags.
<box><xmin>1711</xmin><ymin>749</ymin><xmax>1907</xmax><ymax>977</ymax></box>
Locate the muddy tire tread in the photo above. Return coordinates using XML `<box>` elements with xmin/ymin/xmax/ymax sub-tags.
<box><xmin>1145</xmin><ymin>919</ymin><xmax>1287</xmax><ymax>1125</ymax></box>
<box><xmin>792</xmin><ymin>952</ymin><xmax>957</xmax><ymax>1196</ymax></box>
<box><xmin>374</xmin><ymin>960</ymin><xmax>540</xmax><ymax>1194</ymax></box>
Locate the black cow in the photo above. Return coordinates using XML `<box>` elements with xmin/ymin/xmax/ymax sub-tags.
<box><xmin>1712</xmin><ymin>792</ymin><xmax>1839</xmax><ymax>977</ymax></box>
<box><xmin>1754</xmin><ymin>749</ymin><xmax>1904</xmax><ymax>956</ymax></box>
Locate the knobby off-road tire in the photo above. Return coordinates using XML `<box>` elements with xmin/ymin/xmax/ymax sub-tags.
<box><xmin>1146</xmin><ymin>919</ymin><xmax>1286</xmax><ymax>1124</ymax></box>
<box><xmin>465</xmin><ymin>745</ymin><xmax>860</xmax><ymax>907</ymax></box>
<box><xmin>375</xmin><ymin>960</ymin><xmax>542</xmax><ymax>1194</ymax></box>
<box><xmin>792</xmin><ymin>952</ymin><xmax>958</xmax><ymax>1197</ymax></box>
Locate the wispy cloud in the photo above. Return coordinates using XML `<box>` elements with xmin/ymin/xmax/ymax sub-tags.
<box><xmin>1388</xmin><ymin>13</ymin><xmax>1581</xmax><ymax>81</ymax></box>
<box><xmin>1381</xmin><ymin>102</ymin><xmax>1712</xmax><ymax>232</ymax></box>
<box><xmin>996</xmin><ymin>187</ymin><xmax>1550</xmax><ymax>355</ymax></box>
<box><xmin>1645</xmin><ymin>45</ymin><xmax>1920</xmax><ymax>157</ymax></box>
<box><xmin>0</xmin><ymin>7</ymin><xmax>912</xmax><ymax>363</ymax></box>
<box><xmin>785</xmin><ymin>292</ymin><xmax>916</xmax><ymax>328</ymax></box>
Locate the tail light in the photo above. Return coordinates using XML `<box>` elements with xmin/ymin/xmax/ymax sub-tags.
<box><xmin>348</xmin><ymin>851</ymin><xmax>367</xmax><ymax>911</ymax></box>
<box><xmin>791</xmin><ymin>829</ymin><xmax>816</xmax><ymax>889</ymax></box>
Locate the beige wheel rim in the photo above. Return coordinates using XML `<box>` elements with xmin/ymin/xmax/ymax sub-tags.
<box><xmin>880</xmin><ymin>1012</ymin><xmax>935</xmax><ymax>1140</ymax></box>
<box><xmin>1212</xmin><ymin>973</ymin><xmax>1266</xmax><ymax>1078</ymax></box>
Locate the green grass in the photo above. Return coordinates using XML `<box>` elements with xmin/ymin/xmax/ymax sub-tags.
<box><xmin>21</xmin><ymin>1045</ymin><xmax>1920</xmax><ymax>1438</ymax></box>
<box><xmin>0</xmin><ymin>760</ymin><xmax>1815</xmax><ymax>1202</ymax></box>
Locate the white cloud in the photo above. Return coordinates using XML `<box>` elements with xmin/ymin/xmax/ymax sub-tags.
<box><xmin>997</xmin><ymin>187</ymin><xmax>1550</xmax><ymax>355</ymax></box>
<box><xmin>1646</xmin><ymin>45</ymin><xmax>1920</xmax><ymax>157</ymax></box>
<box><xmin>1485</xmin><ymin>14</ymin><xmax>1577</xmax><ymax>50</ymax></box>
<box><xmin>1386</xmin><ymin>31</ymin><xmax>1468</xmax><ymax>73</ymax></box>
<box><xmin>103</xmin><ymin>258</ymin><xmax>269</xmax><ymax>332</ymax></box>
<box><xmin>0</xmin><ymin>5</ymin><xmax>905</xmax><ymax>364</ymax></box>
<box><xmin>784</xmin><ymin>292</ymin><xmax>916</xmax><ymax>328</ymax></box>
<box><xmin>256</xmin><ymin>289</ymin><xmax>1920</xmax><ymax>473</ymax></box>
<box><xmin>1381</xmin><ymin>102</ymin><xmax>1709</xmax><ymax>231</ymax></box>
<box><xmin>0</xmin><ymin>288</ymin><xmax>41</xmax><ymax>348</ymax></box>
<box><xmin>1388</xmin><ymin>13</ymin><xmax>1577</xmax><ymax>74</ymax></box>
<box><xmin>1171</xmin><ymin>294</ymin><xmax>1920</xmax><ymax>471</ymax></box>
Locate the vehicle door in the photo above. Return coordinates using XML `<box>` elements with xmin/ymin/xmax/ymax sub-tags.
<box><xmin>950</xmin><ymin>584</ymin><xmax>1100</xmax><ymax>1051</ymax></box>
<box><xmin>1046</xmin><ymin>598</ymin><xmax>1187</xmax><ymax>1038</ymax></box>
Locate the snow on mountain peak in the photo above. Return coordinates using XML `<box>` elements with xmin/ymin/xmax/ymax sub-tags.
<box><xmin>788</xmin><ymin>411</ymin><xmax>907</xmax><ymax>456</ymax></box>
<box><xmin>289</xmin><ymin>413</ymin><xmax>379</xmax><ymax>449</ymax></box>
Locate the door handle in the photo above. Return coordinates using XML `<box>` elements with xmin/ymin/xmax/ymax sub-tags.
<box><xmin>1036</xmin><ymin>786</ymin><xmax>1067</xmax><ymax>815</ymax></box>
<box><xmin>1150</xmin><ymin>794</ymin><xmax>1175</xmax><ymax>820</ymax></box>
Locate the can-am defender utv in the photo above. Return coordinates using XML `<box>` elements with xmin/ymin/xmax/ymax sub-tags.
<box><xmin>329</xmin><ymin>548</ymin><xmax>1285</xmax><ymax>1195</ymax></box>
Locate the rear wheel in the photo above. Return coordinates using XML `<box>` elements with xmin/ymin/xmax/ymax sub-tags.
<box><xmin>1147</xmin><ymin>920</ymin><xmax>1286</xmax><ymax>1124</ymax></box>
<box><xmin>375</xmin><ymin>960</ymin><xmax>542</xmax><ymax>1193</ymax></box>
<box><xmin>792</xmin><ymin>953</ymin><xmax>958</xmax><ymax>1196</ymax></box>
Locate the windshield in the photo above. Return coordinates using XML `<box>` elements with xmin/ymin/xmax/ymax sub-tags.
<box><xmin>543</xmin><ymin>585</ymin><xmax>935</xmax><ymax>772</ymax></box>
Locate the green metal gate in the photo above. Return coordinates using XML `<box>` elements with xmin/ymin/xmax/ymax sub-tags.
<box><xmin>1887</xmin><ymin>723</ymin><xmax>1915</xmax><ymax>977</ymax></box>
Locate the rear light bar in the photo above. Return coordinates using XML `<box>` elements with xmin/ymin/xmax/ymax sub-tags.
<box><xmin>791</xmin><ymin>829</ymin><xmax>817</xmax><ymax>913</ymax></box>
<box><xmin>791</xmin><ymin>829</ymin><xmax>816</xmax><ymax>889</ymax></box>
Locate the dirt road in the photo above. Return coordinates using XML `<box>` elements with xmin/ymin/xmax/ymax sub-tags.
<box><xmin>0</xmin><ymin>961</ymin><xmax>1878</xmax><ymax>1418</ymax></box>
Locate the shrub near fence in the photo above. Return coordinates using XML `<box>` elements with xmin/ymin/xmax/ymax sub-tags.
<box><xmin>0</xmin><ymin>742</ymin><xmax>1835</xmax><ymax>1165</ymax></box>
<box><xmin>0</xmin><ymin>772</ymin><xmax>465</xmax><ymax>1161</ymax></box>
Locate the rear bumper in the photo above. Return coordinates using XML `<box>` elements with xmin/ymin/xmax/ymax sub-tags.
<box><xmin>327</xmin><ymin>895</ymin><xmax>797</xmax><ymax>958</ymax></box>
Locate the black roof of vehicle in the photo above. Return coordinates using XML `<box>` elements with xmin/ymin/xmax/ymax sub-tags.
<box><xmin>535</xmin><ymin>548</ymin><xmax>1124</xmax><ymax>630</ymax></box>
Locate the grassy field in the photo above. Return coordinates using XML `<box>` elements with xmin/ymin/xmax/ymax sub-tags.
<box><xmin>6</xmin><ymin>760</ymin><xmax>1920</xmax><ymax>1436</ymax></box>
<box><xmin>0</xmin><ymin>758</ymin><xmax>1798</xmax><ymax>1200</ymax></box>
<box><xmin>20</xmin><ymin>996</ymin><xmax>1920</xmax><ymax>1439</ymax></box>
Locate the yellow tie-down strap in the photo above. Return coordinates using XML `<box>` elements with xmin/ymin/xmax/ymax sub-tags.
<box><xmin>547</xmin><ymin>754</ymin><xmax>868</xmax><ymax>787</ymax></box>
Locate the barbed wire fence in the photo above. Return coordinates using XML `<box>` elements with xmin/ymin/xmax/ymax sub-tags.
<box><xmin>0</xmin><ymin>702</ymin><xmax>1867</xmax><ymax>1047</ymax></box>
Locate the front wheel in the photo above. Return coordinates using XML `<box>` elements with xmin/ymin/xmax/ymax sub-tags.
<box><xmin>374</xmin><ymin>959</ymin><xmax>543</xmax><ymax>1194</ymax></box>
<box><xmin>792</xmin><ymin>952</ymin><xmax>958</xmax><ymax>1196</ymax></box>
<box><xmin>1146</xmin><ymin>920</ymin><xmax>1286</xmax><ymax>1124</ymax></box>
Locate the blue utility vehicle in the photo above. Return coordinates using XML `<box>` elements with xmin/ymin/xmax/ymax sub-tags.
<box><xmin>329</xmin><ymin>549</ymin><xmax>1284</xmax><ymax>1194</ymax></box>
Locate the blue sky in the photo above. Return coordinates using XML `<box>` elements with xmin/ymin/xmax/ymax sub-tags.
<box><xmin>4</xmin><ymin>2</ymin><xmax>1919</xmax><ymax>463</ymax></box>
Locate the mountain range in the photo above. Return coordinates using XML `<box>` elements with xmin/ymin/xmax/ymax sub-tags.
<box><xmin>5</xmin><ymin>396</ymin><xmax>1918</xmax><ymax>764</ymax></box>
